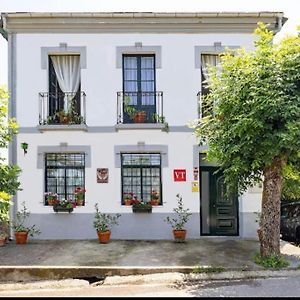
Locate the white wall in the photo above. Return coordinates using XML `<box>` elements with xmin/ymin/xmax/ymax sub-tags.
<box><xmin>16</xmin><ymin>33</ymin><xmax>255</xmax><ymax>127</ymax></box>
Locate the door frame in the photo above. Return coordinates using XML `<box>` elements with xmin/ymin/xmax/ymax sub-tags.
<box><xmin>200</xmin><ymin>166</ymin><xmax>239</xmax><ymax>236</ymax></box>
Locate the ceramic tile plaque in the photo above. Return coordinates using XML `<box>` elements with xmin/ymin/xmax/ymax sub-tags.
<box><xmin>97</xmin><ymin>168</ymin><xmax>109</xmax><ymax>183</ymax></box>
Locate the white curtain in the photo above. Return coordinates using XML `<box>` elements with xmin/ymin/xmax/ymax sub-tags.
<box><xmin>201</xmin><ymin>54</ymin><xmax>221</xmax><ymax>82</ymax></box>
<box><xmin>50</xmin><ymin>55</ymin><xmax>80</xmax><ymax>112</ymax></box>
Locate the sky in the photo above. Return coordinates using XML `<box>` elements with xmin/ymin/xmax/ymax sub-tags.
<box><xmin>0</xmin><ymin>0</ymin><xmax>299</xmax><ymax>86</ymax></box>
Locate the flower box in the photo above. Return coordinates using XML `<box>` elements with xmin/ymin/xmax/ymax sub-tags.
<box><xmin>53</xmin><ymin>205</ymin><xmax>74</xmax><ymax>213</ymax></box>
<box><xmin>132</xmin><ymin>207</ymin><xmax>152</xmax><ymax>213</ymax></box>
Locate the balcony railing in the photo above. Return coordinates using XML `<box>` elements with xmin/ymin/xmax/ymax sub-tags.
<box><xmin>117</xmin><ymin>91</ymin><xmax>164</xmax><ymax>124</ymax></box>
<box><xmin>39</xmin><ymin>92</ymin><xmax>86</xmax><ymax>125</ymax></box>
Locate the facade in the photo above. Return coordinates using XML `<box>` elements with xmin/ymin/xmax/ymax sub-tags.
<box><xmin>0</xmin><ymin>12</ymin><xmax>285</xmax><ymax>240</ymax></box>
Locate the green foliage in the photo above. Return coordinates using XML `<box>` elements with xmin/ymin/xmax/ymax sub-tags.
<box><xmin>164</xmin><ymin>194</ymin><xmax>192</xmax><ymax>230</ymax></box>
<box><xmin>192</xmin><ymin>266</ymin><xmax>225</xmax><ymax>274</ymax></box>
<box><xmin>253</xmin><ymin>253</ymin><xmax>289</xmax><ymax>269</ymax></box>
<box><xmin>282</xmin><ymin>153</ymin><xmax>300</xmax><ymax>201</ymax></box>
<box><xmin>194</xmin><ymin>23</ymin><xmax>300</xmax><ymax>195</ymax></box>
<box><xmin>0</xmin><ymin>191</ymin><xmax>11</xmax><ymax>224</ymax></box>
<box><xmin>10</xmin><ymin>201</ymin><xmax>41</xmax><ymax>237</ymax></box>
<box><xmin>93</xmin><ymin>203</ymin><xmax>121</xmax><ymax>232</ymax></box>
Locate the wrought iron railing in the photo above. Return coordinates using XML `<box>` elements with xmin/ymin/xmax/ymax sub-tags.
<box><xmin>117</xmin><ymin>91</ymin><xmax>164</xmax><ymax>124</ymax></box>
<box><xmin>39</xmin><ymin>91</ymin><xmax>86</xmax><ymax>125</ymax></box>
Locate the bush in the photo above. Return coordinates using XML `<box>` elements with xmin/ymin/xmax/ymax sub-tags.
<box><xmin>253</xmin><ymin>253</ymin><xmax>289</xmax><ymax>269</ymax></box>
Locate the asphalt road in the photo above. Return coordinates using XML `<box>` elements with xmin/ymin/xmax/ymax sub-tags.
<box><xmin>0</xmin><ymin>274</ymin><xmax>299</xmax><ymax>297</ymax></box>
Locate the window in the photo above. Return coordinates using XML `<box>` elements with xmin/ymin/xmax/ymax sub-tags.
<box><xmin>45</xmin><ymin>153</ymin><xmax>85</xmax><ymax>205</ymax></box>
<box><xmin>121</xmin><ymin>153</ymin><xmax>162</xmax><ymax>205</ymax></box>
<box><xmin>122</xmin><ymin>54</ymin><xmax>156</xmax><ymax>123</ymax></box>
<box><xmin>200</xmin><ymin>54</ymin><xmax>221</xmax><ymax>118</ymax></box>
<box><xmin>48</xmin><ymin>55</ymin><xmax>81</xmax><ymax>123</ymax></box>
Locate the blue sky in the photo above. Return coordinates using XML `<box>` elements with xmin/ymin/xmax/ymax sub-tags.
<box><xmin>0</xmin><ymin>0</ymin><xmax>299</xmax><ymax>85</ymax></box>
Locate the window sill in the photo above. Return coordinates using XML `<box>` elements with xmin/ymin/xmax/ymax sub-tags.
<box><xmin>115</xmin><ymin>123</ymin><xmax>166</xmax><ymax>131</ymax></box>
<box><xmin>37</xmin><ymin>124</ymin><xmax>88</xmax><ymax>132</ymax></box>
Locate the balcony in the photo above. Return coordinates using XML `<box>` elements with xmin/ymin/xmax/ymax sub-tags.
<box><xmin>116</xmin><ymin>91</ymin><xmax>165</xmax><ymax>129</ymax></box>
<box><xmin>38</xmin><ymin>92</ymin><xmax>87</xmax><ymax>131</ymax></box>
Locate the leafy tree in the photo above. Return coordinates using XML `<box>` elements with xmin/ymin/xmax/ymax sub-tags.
<box><xmin>194</xmin><ymin>23</ymin><xmax>300</xmax><ymax>258</ymax></box>
<box><xmin>0</xmin><ymin>86</ymin><xmax>21</xmax><ymax>227</ymax></box>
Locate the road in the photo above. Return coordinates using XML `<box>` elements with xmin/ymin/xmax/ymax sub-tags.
<box><xmin>0</xmin><ymin>274</ymin><xmax>299</xmax><ymax>297</ymax></box>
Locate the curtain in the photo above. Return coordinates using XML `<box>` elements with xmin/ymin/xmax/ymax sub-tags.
<box><xmin>50</xmin><ymin>55</ymin><xmax>80</xmax><ymax>112</ymax></box>
<box><xmin>201</xmin><ymin>54</ymin><xmax>221</xmax><ymax>83</ymax></box>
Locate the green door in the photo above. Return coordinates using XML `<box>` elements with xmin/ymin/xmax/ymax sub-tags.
<box><xmin>200</xmin><ymin>166</ymin><xmax>238</xmax><ymax>236</ymax></box>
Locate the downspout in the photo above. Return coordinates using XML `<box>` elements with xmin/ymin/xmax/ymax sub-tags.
<box><xmin>1</xmin><ymin>14</ymin><xmax>18</xmax><ymax>240</ymax></box>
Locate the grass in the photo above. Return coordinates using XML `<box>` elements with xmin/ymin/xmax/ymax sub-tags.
<box><xmin>192</xmin><ymin>266</ymin><xmax>225</xmax><ymax>274</ymax></box>
<box><xmin>253</xmin><ymin>253</ymin><xmax>289</xmax><ymax>269</ymax></box>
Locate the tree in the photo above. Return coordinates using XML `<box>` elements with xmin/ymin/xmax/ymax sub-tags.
<box><xmin>0</xmin><ymin>86</ymin><xmax>20</xmax><ymax>227</ymax></box>
<box><xmin>194</xmin><ymin>23</ymin><xmax>300</xmax><ymax>258</ymax></box>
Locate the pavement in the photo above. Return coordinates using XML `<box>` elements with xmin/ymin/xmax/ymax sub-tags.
<box><xmin>0</xmin><ymin>238</ymin><xmax>300</xmax><ymax>283</ymax></box>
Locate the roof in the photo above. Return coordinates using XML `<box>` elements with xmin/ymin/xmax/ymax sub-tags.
<box><xmin>0</xmin><ymin>12</ymin><xmax>287</xmax><ymax>36</ymax></box>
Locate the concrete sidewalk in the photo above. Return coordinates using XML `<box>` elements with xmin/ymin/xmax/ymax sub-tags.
<box><xmin>0</xmin><ymin>238</ymin><xmax>300</xmax><ymax>282</ymax></box>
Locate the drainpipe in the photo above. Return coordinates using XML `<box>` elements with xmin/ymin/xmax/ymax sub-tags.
<box><xmin>1</xmin><ymin>13</ymin><xmax>18</xmax><ymax>240</ymax></box>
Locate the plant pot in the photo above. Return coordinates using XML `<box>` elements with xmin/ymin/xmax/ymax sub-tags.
<box><xmin>149</xmin><ymin>199</ymin><xmax>159</xmax><ymax>206</ymax></box>
<box><xmin>173</xmin><ymin>229</ymin><xmax>187</xmax><ymax>243</ymax></box>
<box><xmin>76</xmin><ymin>199</ymin><xmax>84</xmax><ymax>206</ymax></box>
<box><xmin>124</xmin><ymin>199</ymin><xmax>132</xmax><ymax>206</ymax></box>
<box><xmin>59</xmin><ymin>115</ymin><xmax>70</xmax><ymax>124</ymax></box>
<box><xmin>132</xmin><ymin>206</ymin><xmax>152</xmax><ymax>213</ymax></box>
<box><xmin>53</xmin><ymin>205</ymin><xmax>74</xmax><ymax>213</ymax></box>
<box><xmin>48</xmin><ymin>199</ymin><xmax>57</xmax><ymax>206</ymax></box>
<box><xmin>133</xmin><ymin>111</ymin><xmax>146</xmax><ymax>123</ymax></box>
<box><xmin>97</xmin><ymin>230</ymin><xmax>111</xmax><ymax>244</ymax></box>
<box><xmin>14</xmin><ymin>231</ymin><xmax>28</xmax><ymax>244</ymax></box>
<box><xmin>0</xmin><ymin>236</ymin><xmax>6</xmax><ymax>247</ymax></box>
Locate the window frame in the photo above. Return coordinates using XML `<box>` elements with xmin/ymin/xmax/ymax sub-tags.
<box><xmin>120</xmin><ymin>153</ymin><xmax>162</xmax><ymax>206</ymax></box>
<box><xmin>44</xmin><ymin>152</ymin><xmax>86</xmax><ymax>206</ymax></box>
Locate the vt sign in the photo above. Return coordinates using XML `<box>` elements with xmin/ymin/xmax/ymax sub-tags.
<box><xmin>173</xmin><ymin>169</ymin><xmax>186</xmax><ymax>182</ymax></box>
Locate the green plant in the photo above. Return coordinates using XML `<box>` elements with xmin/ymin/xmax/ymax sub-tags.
<box><xmin>54</xmin><ymin>199</ymin><xmax>75</xmax><ymax>209</ymax></box>
<box><xmin>192</xmin><ymin>266</ymin><xmax>225</xmax><ymax>274</ymax></box>
<box><xmin>152</xmin><ymin>113</ymin><xmax>169</xmax><ymax>132</ymax></box>
<box><xmin>253</xmin><ymin>253</ymin><xmax>289</xmax><ymax>269</ymax></box>
<box><xmin>10</xmin><ymin>201</ymin><xmax>41</xmax><ymax>237</ymax></box>
<box><xmin>123</xmin><ymin>96</ymin><xmax>146</xmax><ymax>121</ymax></box>
<box><xmin>93</xmin><ymin>203</ymin><xmax>121</xmax><ymax>232</ymax></box>
<box><xmin>164</xmin><ymin>194</ymin><xmax>192</xmax><ymax>230</ymax></box>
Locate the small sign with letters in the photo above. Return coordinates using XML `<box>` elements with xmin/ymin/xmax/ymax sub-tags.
<box><xmin>173</xmin><ymin>169</ymin><xmax>186</xmax><ymax>182</ymax></box>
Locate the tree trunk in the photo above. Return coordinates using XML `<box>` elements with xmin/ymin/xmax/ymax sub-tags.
<box><xmin>258</xmin><ymin>156</ymin><xmax>286</xmax><ymax>258</ymax></box>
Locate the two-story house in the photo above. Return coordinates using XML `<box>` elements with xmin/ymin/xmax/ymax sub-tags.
<box><xmin>0</xmin><ymin>12</ymin><xmax>286</xmax><ymax>240</ymax></box>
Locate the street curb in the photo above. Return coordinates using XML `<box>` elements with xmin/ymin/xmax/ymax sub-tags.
<box><xmin>0</xmin><ymin>266</ymin><xmax>300</xmax><ymax>283</ymax></box>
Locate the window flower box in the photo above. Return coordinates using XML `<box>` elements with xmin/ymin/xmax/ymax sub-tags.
<box><xmin>131</xmin><ymin>200</ymin><xmax>152</xmax><ymax>213</ymax></box>
<box><xmin>53</xmin><ymin>199</ymin><xmax>76</xmax><ymax>213</ymax></box>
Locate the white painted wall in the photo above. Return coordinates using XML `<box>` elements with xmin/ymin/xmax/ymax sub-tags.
<box><xmin>16</xmin><ymin>33</ymin><xmax>255</xmax><ymax>126</ymax></box>
<box><xmin>13</xmin><ymin>31</ymin><xmax>260</xmax><ymax>238</ymax></box>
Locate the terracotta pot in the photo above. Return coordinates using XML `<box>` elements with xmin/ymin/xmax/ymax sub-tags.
<box><xmin>97</xmin><ymin>230</ymin><xmax>111</xmax><ymax>244</ymax></box>
<box><xmin>172</xmin><ymin>229</ymin><xmax>186</xmax><ymax>243</ymax></box>
<box><xmin>14</xmin><ymin>231</ymin><xmax>28</xmax><ymax>244</ymax></box>
<box><xmin>124</xmin><ymin>199</ymin><xmax>132</xmax><ymax>206</ymax></box>
<box><xmin>76</xmin><ymin>199</ymin><xmax>84</xmax><ymax>206</ymax></box>
<box><xmin>133</xmin><ymin>112</ymin><xmax>146</xmax><ymax>123</ymax></box>
<box><xmin>48</xmin><ymin>199</ymin><xmax>57</xmax><ymax>206</ymax></box>
<box><xmin>0</xmin><ymin>236</ymin><xmax>6</xmax><ymax>247</ymax></box>
<box><xmin>150</xmin><ymin>199</ymin><xmax>159</xmax><ymax>206</ymax></box>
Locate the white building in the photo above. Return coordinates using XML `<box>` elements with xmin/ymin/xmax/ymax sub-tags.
<box><xmin>0</xmin><ymin>12</ymin><xmax>286</xmax><ymax>240</ymax></box>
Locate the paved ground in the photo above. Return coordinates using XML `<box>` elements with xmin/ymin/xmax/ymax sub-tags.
<box><xmin>0</xmin><ymin>238</ymin><xmax>299</xmax><ymax>282</ymax></box>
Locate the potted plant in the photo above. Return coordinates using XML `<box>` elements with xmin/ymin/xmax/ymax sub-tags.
<box><xmin>74</xmin><ymin>187</ymin><xmax>86</xmax><ymax>206</ymax></box>
<box><xmin>149</xmin><ymin>190</ymin><xmax>160</xmax><ymax>206</ymax></box>
<box><xmin>10</xmin><ymin>201</ymin><xmax>41</xmax><ymax>244</ymax></box>
<box><xmin>93</xmin><ymin>203</ymin><xmax>121</xmax><ymax>244</ymax></box>
<box><xmin>53</xmin><ymin>199</ymin><xmax>76</xmax><ymax>213</ymax></box>
<box><xmin>123</xmin><ymin>192</ymin><xmax>134</xmax><ymax>206</ymax></box>
<box><xmin>0</xmin><ymin>232</ymin><xmax>7</xmax><ymax>247</ymax></box>
<box><xmin>131</xmin><ymin>199</ymin><xmax>152</xmax><ymax>213</ymax></box>
<box><xmin>164</xmin><ymin>194</ymin><xmax>192</xmax><ymax>243</ymax></box>
<box><xmin>123</xmin><ymin>96</ymin><xmax>147</xmax><ymax>123</ymax></box>
<box><xmin>133</xmin><ymin>111</ymin><xmax>147</xmax><ymax>123</ymax></box>
<box><xmin>0</xmin><ymin>191</ymin><xmax>11</xmax><ymax>245</ymax></box>
<box><xmin>44</xmin><ymin>192</ymin><xmax>58</xmax><ymax>206</ymax></box>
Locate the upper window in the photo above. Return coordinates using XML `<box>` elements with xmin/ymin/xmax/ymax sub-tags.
<box><xmin>122</xmin><ymin>55</ymin><xmax>156</xmax><ymax>123</ymax></box>
<box><xmin>47</xmin><ymin>55</ymin><xmax>82</xmax><ymax>124</ymax></box>
<box><xmin>44</xmin><ymin>153</ymin><xmax>85</xmax><ymax>205</ymax></box>
<box><xmin>121</xmin><ymin>153</ymin><xmax>162</xmax><ymax>205</ymax></box>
